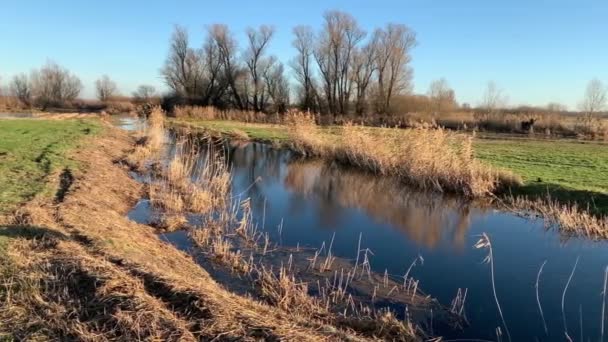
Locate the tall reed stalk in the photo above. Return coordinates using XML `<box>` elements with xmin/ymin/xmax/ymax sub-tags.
<box><xmin>562</xmin><ymin>256</ymin><xmax>579</xmax><ymax>341</ymax></box>
<box><xmin>602</xmin><ymin>266</ymin><xmax>608</xmax><ymax>340</ymax></box>
<box><xmin>535</xmin><ymin>260</ymin><xmax>548</xmax><ymax>335</ymax></box>
<box><xmin>475</xmin><ymin>233</ymin><xmax>511</xmax><ymax>342</ymax></box>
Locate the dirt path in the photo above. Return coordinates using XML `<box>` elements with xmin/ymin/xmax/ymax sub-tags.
<box><xmin>0</xmin><ymin>126</ymin><xmax>374</xmax><ymax>341</ymax></box>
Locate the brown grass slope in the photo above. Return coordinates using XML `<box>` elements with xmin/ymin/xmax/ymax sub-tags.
<box><xmin>0</xmin><ymin>127</ymin><xmax>376</xmax><ymax>341</ymax></box>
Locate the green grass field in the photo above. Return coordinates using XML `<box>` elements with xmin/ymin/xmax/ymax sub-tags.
<box><xmin>0</xmin><ymin>119</ymin><xmax>102</xmax><ymax>214</ymax></box>
<box><xmin>173</xmin><ymin>119</ymin><xmax>608</xmax><ymax>214</ymax></box>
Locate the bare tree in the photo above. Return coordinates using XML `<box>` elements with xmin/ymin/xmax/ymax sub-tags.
<box><xmin>10</xmin><ymin>73</ymin><xmax>31</xmax><ymax>105</ymax></box>
<box><xmin>263</xmin><ymin>59</ymin><xmax>290</xmax><ymax>113</ymax></box>
<box><xmin>200</xmin><ymin>33</ymin><xmax>226</xmax><ymax>106</ymax></box>
<box><xmin>244</xmin><ymin>25</ymin><xmax>275</xmax><ymax>112</ymax></box>
<box><xmin>580</xmin><ymin>78</ymin><xmax>607</xmax><ymax>118</ymax></box>
<box><xmin>314</xmin><ymin>10</ymin><xmax>365</xmax><ymax>116</ymax></box>
<box><xmin>95</xmin><ymin>74</ymin><xmax>118</xmax><ymax>102</ymax></box>
<box><xmin>161</xmin><ymin>26</ymin><xmax>204</xmax><ymax>99</ymax></box>
<box><xmin>373</xmin><ymin>23</ymin><xmax>416</xmax><ymax>115</ymax></box>
<box><xmin>209</xmin><ymin>24</ymin><xmax>245</xmax><ymax>110</ymax></box>
<box><xmin>351</xmin><ymin>39</ymin><xmax>377</xmax><ymax>116</ymax></box>
<box><xmin>291</xmin><ymin>25</ymin><xmax>317</xmax><ymax>112</ymax></box>
<box><xmin>480</xmin><ymin>81</ymin><xmax>507</xmax><ymax>115</ymax></box>
<box><xmin>427</xmin><ymin>78</ymin><xmax>456</xmax><ymax>116</ymax></box>
<box><xmin>30</xmin><ymin>61</ymin><xmax>82</xmax><ymax>109</ymax></box>
<box><xmin>132</xmin><ymin>85</ymin><xmax>156</xmax><ymax>103</ymax></box>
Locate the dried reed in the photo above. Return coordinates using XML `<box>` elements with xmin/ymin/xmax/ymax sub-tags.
<box><xmin>506</xmin><ymin>196</ymin><xmax>608</xmax><ymax>239</ymax></box>
<box><xmin>535</xmin><ymin>260</ymin><xmax>548</xmax><ymax>335</ymax></box>
<box><xmin>475</xmin><ymin>233</ymin><xmax>511</xmax><ymax>342</ymax></box>
<box><xmin>285</xmin><ymin>111</ymin><xmax>521</xmax><ymax>198</ymax></box>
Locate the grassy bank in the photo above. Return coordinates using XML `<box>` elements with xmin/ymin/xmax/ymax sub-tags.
<box><xmin>475</xmin><ymin>138</ymin><xmax>608</xmax><ymax>214</ymax></box>
<box><xmin>0</xmin><ymin>118</ymin><xmax>102</xmax><ymax>215</ymax></box>
<box><xmin>172</xmin><ymin>118</ymin><xmax>608</xmax><ymax>214</ymax></box>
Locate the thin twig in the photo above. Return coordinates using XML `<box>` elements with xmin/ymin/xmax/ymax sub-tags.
<box><xmin>535</xmin><ymin>260</ymin><xmax>548</xmax><ymax>335</ymax></box>
<box><xmin>562</xmin><ymin>256</ymin><xmax>580</xmax><ymax>339</ymax></box>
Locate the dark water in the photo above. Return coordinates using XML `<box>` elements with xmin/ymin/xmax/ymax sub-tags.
<box><xmin>129</xmin><ymin>139</ymin><xmax>608</xmax><ymax>341</ymax></box>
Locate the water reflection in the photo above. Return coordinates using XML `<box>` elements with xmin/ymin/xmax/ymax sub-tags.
<box><xmin>218</xmin><ymin>141</ymin><xmax>608</xmax><ymax>341</ymax></box>
<box><xmin>283</xmin><ymin>160</ymin><xmax>480</xmax><ymax>250</ymax></box>
<box><xmin>225</xmin><ymin>140</ymin><xmax>481</xmax><ymax>250</ymax></box>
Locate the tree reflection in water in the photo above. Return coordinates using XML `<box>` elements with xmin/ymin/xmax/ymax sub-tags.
<box><xmin>224</xmin><ymin>140</ymin><xmax>490</xmax><ymax>250</ymax></box>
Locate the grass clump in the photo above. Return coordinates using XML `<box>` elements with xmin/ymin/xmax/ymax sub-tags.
<box><xmin>285</xmin><ymin>112</ymin><xmax>520</xmax><ymax>197</ymax></box>
<box><xmin>507</xmin><ymin>196</ymin><xmax>608</xmax><ymax>239</ymax></box>
<box><xmin>0</xmin><ymin>118</ymin><xmax>101</xmax><ymax>215</ymax></box>
<box><xmin>126</xmin><ymin>106</ymin><xmax>166</xmax><ymax>168</ymax></box>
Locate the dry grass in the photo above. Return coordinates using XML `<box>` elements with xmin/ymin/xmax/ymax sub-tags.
<box><xmin>186</xmin><ymin>189</ymin><xmax>429</xmax><ymax>340</ymax></box>
<box><xmin>149</xmin><ymin>136</ymin><xmax>231</xmax><ymax>218</ymax></box>
<box><xmin>154</xmin><ymin>213</ymin><xmax>189</xmax><ymax>232</ymax></box>
<box><xmin>285</xmin><ymin>111</ymin><xmax>521</xmax><ymax>197</ymax></box>
<box><xmin>1</xmin><ymin>126</ymin><xmax>380</xmax><ymax>341</ymax></box>
<box><xmin>506</xmin><ymin>196</ymin><xmax>608</xmax><ymax>239</ymax></box>
<box><xmin>173</xmin><ymin>105</ymin><xmax>273</xmax><ymax>123</ymax></box>
<box><xmin>125</xmin><ymin>105</ymin><xmax>166</xmax><ymax>168</ymax></box>
<box><xmin>0</xmin><ymin>235</ymin><xmax>197</xmax><ymax>341</ymax></box>
<box><xmin>104</xmin><ymin>100</ymin><xmax>136</xmax><ymax>115</ymax></box>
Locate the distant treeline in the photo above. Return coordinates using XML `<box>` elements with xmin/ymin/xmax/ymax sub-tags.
<box><xmin>160</xmin><ymin>10</ymin><xmax>419</xmax><ymax>116</ymax></box>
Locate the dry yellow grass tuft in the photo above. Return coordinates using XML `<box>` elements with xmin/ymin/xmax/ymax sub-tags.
<box><xmin>148</xmin><ymin>135</ymin><xmax>231</xmax><ymax>223</ymax></box>
<box><xmin>507</xmin><ymin>196</ymin><xmax>608</xmax><ymax>239</ymax></box>
<box><xmin>125</xmin><ymin>105</ymin><xmax>166</xmax><ymax>168</ymax></box>
<box><xmin>173</xmin><ymin>105</ymin><xmax>270</xmax><ymax>123</ymax></box>
<box><xmin>285</xmin><ymin>111</ymin><xmax>521</xmax><ymax>198</ymax></box>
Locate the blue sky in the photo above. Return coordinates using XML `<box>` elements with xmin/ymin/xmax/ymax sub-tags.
<box><xmin>1</xmin><ymin>0</ymin><xmax>606</xmax><ymax>108</ymax></box>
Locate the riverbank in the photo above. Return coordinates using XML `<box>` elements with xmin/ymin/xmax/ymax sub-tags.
<box><xmin>172</xmin><ymin>118</ymin><xmax>608</xmax><ymax>216</ymax></box>
<box><xmin>0</xmin><ymin>121</ymin><xmax>421</xmax><ymax>340</ymax></box>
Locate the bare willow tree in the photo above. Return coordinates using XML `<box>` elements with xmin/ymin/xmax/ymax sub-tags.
<box><xmin>245</xmin><ymin>25</ymin><xmax>275</xmax><ymax>111</ymax></box>
<box><xmin>427</xmin><ymin>78</ymin><xmax>456</xmax><ymax>116</ymax></box>
<box><xmin>132</xmin><ymin>85</ymin><xmax>156</xmax><ymax>103</ymax></box>
<box><xmin>209</xmin><ymin>24</ymin><xmax>245</xmax><ymax>110</ymax></box>
<box><xmin>291</xmin><ymin>25</ymin><xmax>317</xmax><ymax>112</ymax></box>
<box><xmin>10</xmin><ymin>73</ymin><xmax>31</xmax><ymax>105</ymax></box>
<box><xmin>95</xmin><ymin>74</ymin><xmax>118</xmax><ymax>102</ymax></box>
<box><xmin>314</xmin><ymin>10</ymin><xmax>365</xmax><ymax>115</ymax></box>
<box><xmin>373</xmin><ymin>23</ymin><xmax>416</xmax><ymax>115</ymax></box>
<box><xmin>30</xmin><ymin>61</ymin><xmax>82</xmax><ymax>109</ymax></box>
<box><xmin>352</xmin><ymin>39</ymin><xmax>377</xmax><ymax>116</ymax></box>
<box><xmin>263</xmin><ymin>59</ymin><xmax>290</xmax><ymax>113</ymax></box>
<box><xmin>200</xmin><ymin>33</ymin><xmax>226</xmax><ymax>105</ymax></box>
<box><xmin>161</xmin><ymin>25</ymin><xmax>204</xmax><ymax>99</ymax></box>
<box><xmin>580</xmin><ymin>78</ymin><xmax>607</xmax><ymax>126</ymax></box>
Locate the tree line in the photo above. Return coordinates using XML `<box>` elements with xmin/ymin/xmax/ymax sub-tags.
<box><xmin>4</xmin><ymin>62</ymin><xmax>157</xmax><ymax>109</ymax></box>
<box><xmin>160</xmin><ymin>10</ymin><xmax>418</xmax><ymax>117</ymax></box>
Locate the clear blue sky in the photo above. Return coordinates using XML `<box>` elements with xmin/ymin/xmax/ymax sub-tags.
<box><xmin>1</xmin><ymin>0</ymin><xmax>606</xmax><ymax>109</ymax></box>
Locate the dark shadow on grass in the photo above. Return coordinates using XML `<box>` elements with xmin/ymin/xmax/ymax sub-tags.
<box><xmin>55</xmin><ymin>168</ymin><xmax>74</xmax><ymax>202</ymax></box>
<box><xmin>0</xmin><ymin>225</ymin><xmax>69</xmax><ymax>241</ymax></box>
